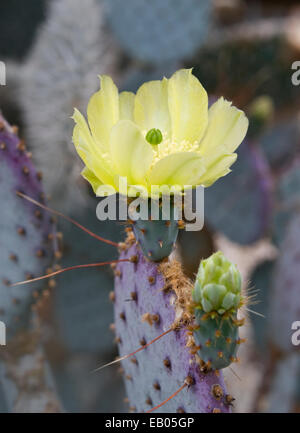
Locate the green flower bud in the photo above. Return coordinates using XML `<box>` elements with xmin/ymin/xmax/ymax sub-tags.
<box><xmin>146</xmin><ymin>128</ymin><xmax>163</xmax><ymax>145</ymax></box>
<box><xmin>248</xmin><ymin>95</ymin><xmax>274</xmax><ymax>137</ymax></box>
<box><xmin>249</xmin><ymin>96</ymin><xmax>274</xmax><ymax>122</ymax></box>
<box><xmin>192</xmin><ymin>251</ymin><xmax>242</xmax><ymax>314</ymax></box>
<box><xmin>202</xmin><ymin>283</ymin><xmax>227</xmax><ymax>313</ymax></box>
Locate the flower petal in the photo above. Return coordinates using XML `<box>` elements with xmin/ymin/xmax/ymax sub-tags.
<box><xmin>134</xmin><ymin>78</ymin><xmax>171</xmax><ymax>135</ymax></box>
<box><xmin>87</xmin><ymin>75</ymin><xmax>119</xmax><ymax>147</ymax></box>
<box><xmin>199</xmin><ymin>153</ymin><xmax>237</xmax><ymax>187</ymax></box>
<box><xmin>72</xmin><ymin>108</ymin><xmax>115</xmax><ymax>186</ymax></box>
<box><xmin>199</xmin><ymin>97</ymin><xmax>249</xmax><ymax>155</ymax></box>
<box><xmin>81</xmin><ymin>166</ymin><xmax>102</xmax><ymax>194</ymax></box>
<box><xmin>149</xmin><ymin>152</ymin><xmax>205</xmax><ymax>187</ymax></box>
<box><xmin>168</xmin><ymin>69</ymin><xmax>208</xmax><ymax>143</ymax></box>
<box><xmin>110</xmin><ymin>120</ymin><xmax>154</xmax><ymax>185</ymax></box>
<box><xmin>119</xmin><ymin>91</ymin><xmax>135</xmax><ymax>120</ymax></box>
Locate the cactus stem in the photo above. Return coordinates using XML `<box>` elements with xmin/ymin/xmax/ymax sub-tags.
<box><xmin>146</xmin><ymin>382</ymin><xmax>188</xmax><ymax>413</ymax></box>
<box><xmin>10</xmin><ymin>259</ymin><xmax>129</xmax><ymax>287</ymax></box>
<box><xmin>16</xmin><ymin>191</ymin><xmax>119</xmax><ymax>247</ymax></box>
<box><xmin>92</xmin><ymin>328</ymin><xmax>173</xmax><ymax>373</ymax></box>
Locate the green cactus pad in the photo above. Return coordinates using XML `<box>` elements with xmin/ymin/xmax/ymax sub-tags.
<box><xmin>192</xmin><ymin>251</ymin><xmax>244</xmax><ymax>370</ymax></box>
<box><xmin>193</xmin><ymin>309</ymin><xmax>240</xmax><ymax>370</ymax></box>
<box><xmin>131</xmin><ymin>198</ymin><xmax>179</xmax><ymax>261</ymax></box>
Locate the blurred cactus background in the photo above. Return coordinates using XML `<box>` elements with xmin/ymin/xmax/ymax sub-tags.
<box><xmin>0</xmin><ymin>0</ymin><xmax>300</xmax><ymax>413</ymax></box>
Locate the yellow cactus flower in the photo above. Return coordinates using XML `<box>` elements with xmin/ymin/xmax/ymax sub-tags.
<box><xmin>72</xmin><ymin>69</ymin><xmax>248</xmax><ymax>196</ymax></box>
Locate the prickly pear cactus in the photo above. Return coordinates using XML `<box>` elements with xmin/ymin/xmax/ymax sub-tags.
<box><xmin>0</xmin><ymin>113</ymin><xmax>58</xmax><ymax>340</ymax></box>
<box><xmin>113</xmin><ymin>233</ymin><xmax>235</xmax><ymax>413</ymax></box>
<box><xmin>131</xmin><ymin>199</ymin><xmax>179</xmax><ymax>262</ymax></box>
<box><xmin>192</xmin><ymin>252</ymin><xmax>244</xmax><ymax>370</ymax></box>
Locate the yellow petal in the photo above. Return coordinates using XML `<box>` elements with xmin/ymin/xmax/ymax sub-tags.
<box><xmin>168</xmin><ymin>69</ymin><xmax>208</xmax><ymax>143</ymax></box>
<box><xmin>72</xmin><ymin>108</ymin><xmax>115</xmax><ymax>187</ymax></box>
<box><xmin>109</xmin><ymin>120</ymin><xmax>154</xmax><ymax>185</ymax></box>
<box><xmin>199</xmin><ymin>97</ymin><xmax>249</xmax><ymax>155</ymax></box>
<box><xmin>72</xmin><ymin>108</ymin><xmax>102</xmax><ymax>166</ymax></box>
<box><xmin>81</xmin><ymin>166</ymin><xmax>102</xmax><ymax>194</ymax></box>
<box><xmin>119</xmin><ymin>91</ymin><xmax>135</xmax><ymax>120</ymax></box>
<box><xmin>134</xmin><ymin>78</ymin><xmax>171</xmax><ymax>136</ymax></box>
<box><xmin>149</xmin><ymin>152</ymin><xmax>205</xmax><ymax>187</ymax></box>
<box><xmin>199</xmin><ymin>153</ymin><xmax>237</xmax><ymax>187</ymax></box>
<box><xmin>87</xmin><ymin>75</ymin><xmax>119</xmax><ymax>147</ymax></box>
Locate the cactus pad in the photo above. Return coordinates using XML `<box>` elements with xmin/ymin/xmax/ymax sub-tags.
<box><xmin>131</xmin><ymin>199</ymin><xmax>179</xmax><ymax>262</ymax></box>
<box><xmin>0</xmin><ymin>114</ymin><xmax>57</xmax><ymax>339</ymax></box>
<box><xmin>193</xmin><ymin>310</ymin><xmax>239</xmax><ymax>371</ymax></box>
<box><xmin>113</xmin><ymin>234</ymin><xmax>232</xmax><ymax>413</ymax></box>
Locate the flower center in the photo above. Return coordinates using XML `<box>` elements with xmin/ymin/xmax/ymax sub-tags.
<box><xmin>146</xmin><ymin>128</ymin><xmax>163</xmax><ymax>145</ymax></box>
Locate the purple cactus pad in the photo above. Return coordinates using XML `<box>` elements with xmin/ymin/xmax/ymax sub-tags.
<box><xmin>0</xmin><ymin>113</ymin><xmax>58</xmax><ymax>339</ymax></box>
<box><xmin>113</xmin><ymin>236</ymin><xmax>231</xmax><ymax>413</ymax></box>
